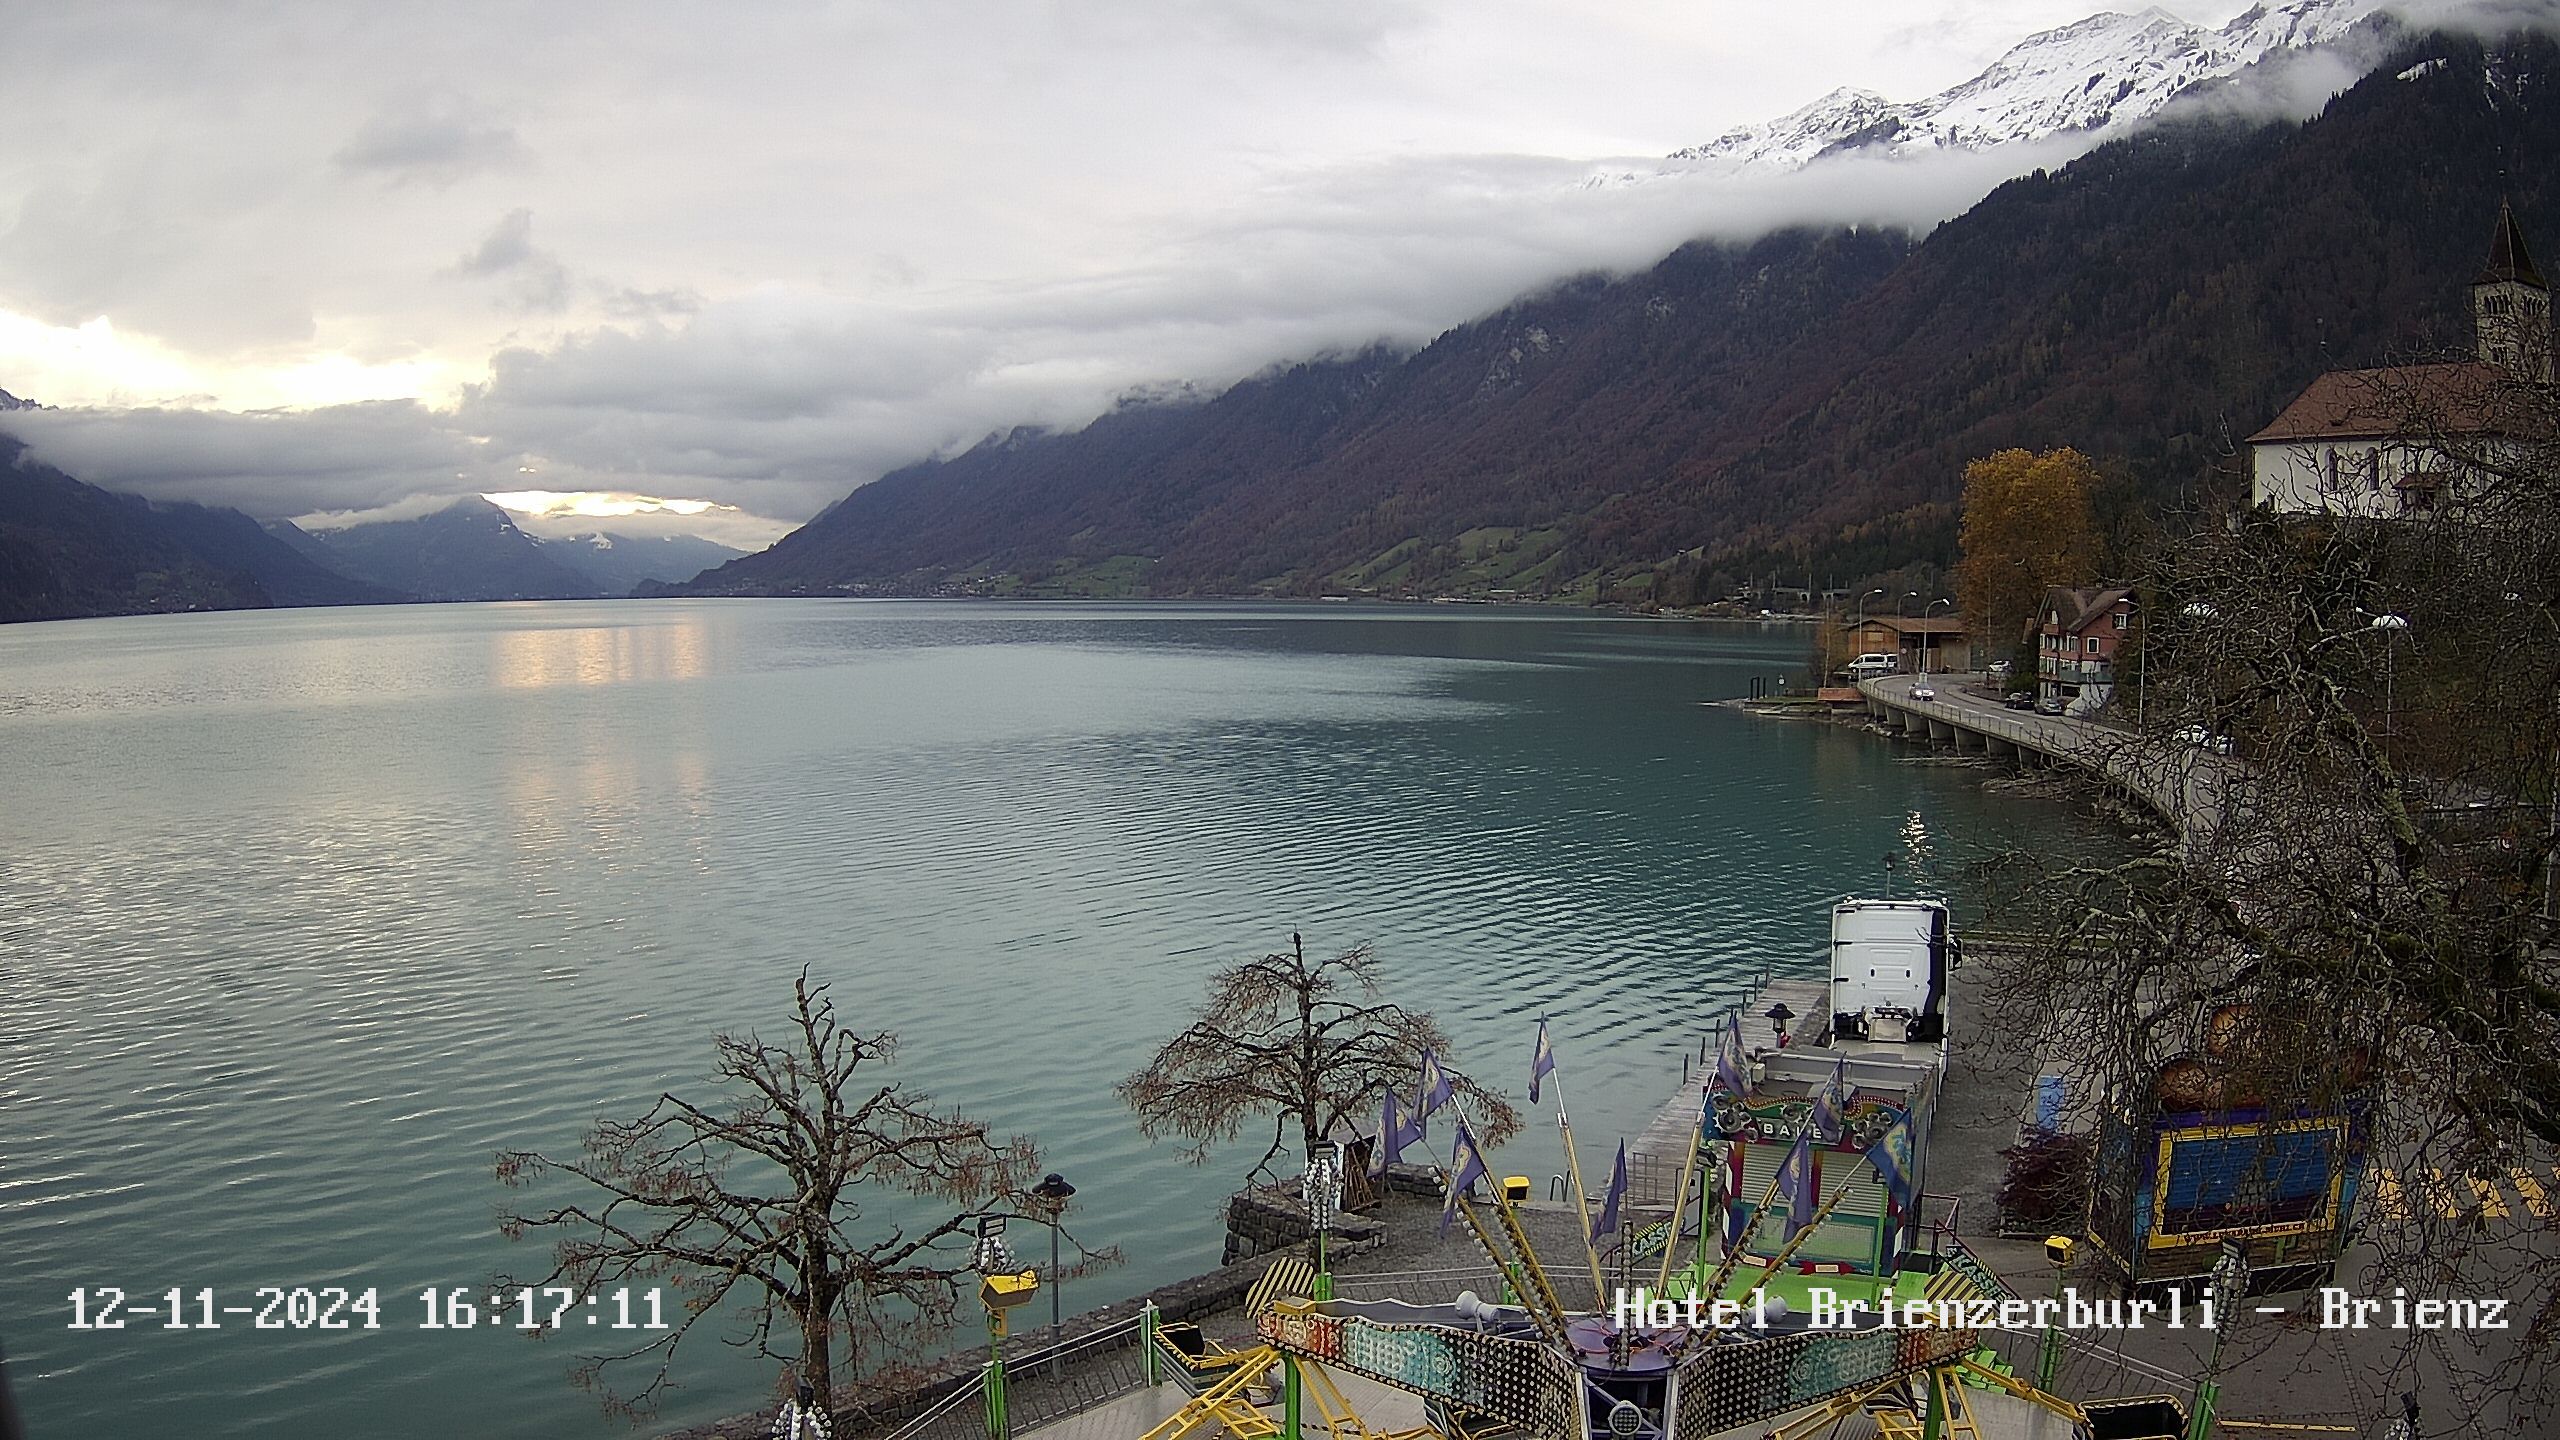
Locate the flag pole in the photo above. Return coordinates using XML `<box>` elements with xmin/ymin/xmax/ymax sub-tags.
<box><xmin>1653</xmin><ymin>1092</ymin><xmax>1709</xmax><ymax>1296</ymax></box>
<box><xmin>1445</xmin><ymin>1178</ymin><xmax>1571</xmax><ymax>1344</ymax></box>
<box><xmin>1548</xmin><ymin>1069</ymin><xmax>1612</xmax><ymax>1310</ymax></box>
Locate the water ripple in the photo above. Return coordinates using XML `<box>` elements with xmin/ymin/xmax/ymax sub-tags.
<box><xmin>0</xmin><ymin>601</ymin><xmax>2126</xmax><ymax>1439</ymax></box>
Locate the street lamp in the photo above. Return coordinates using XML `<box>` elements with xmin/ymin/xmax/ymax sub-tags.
<box><xmin>1923</xmin><ymin>598</ymin><xmax>1952</xmax><ymax>675</ymax></box>
<box><xmin>1302</xmin><ymin>1146</ymin><xmax>1344</xmax><ymax>1301</ymax></box>
<box><xmin>1765</xmin><ymin>1002</ymin><xmax>1795</xmax><ymax>1048</ymax></box>
<box><xmin>1853</xmin><ymin>588</ymin><xmax>1887</xmax><ymax>672</ymax></box>
<box><xmin>2150</xmin><ymin>600</ymin><xmax>2218</xmax><ymax>732</ymax></box>
<box><xmin>971</xmin><ymin>1218</ymin><xmax>1022</xmax><ymax>1440</ymax></box>
<box><xmin>1030</xmin><ymin>1172</ymin><xmax>1076</xmax><ymax>1357</ymax></box>
<box><xmin>2187</xmin><ymin>1241</ymin><xmax>2250</xmax><ymax>1440</ymax></box>
<box><xmin>2369</xmin><ymin>613</ymin><xmax>2409</xmax><ymax>742</ymax></box>
<box><xmin>2034</xmin><ymin>1235</ymin><xmax>2074</xmax><ymax>1389</ymax></box>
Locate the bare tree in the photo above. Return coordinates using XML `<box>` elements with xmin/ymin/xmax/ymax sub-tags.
<box><xmin>1118</xmin><ymin>933</ymin><xmax>1522</xmax><ymax>1181</ymax></box>
<box><xmin>1975</xmin><ymin>356</ymin><xmax>2560</xmax><ymax>1428</ymax></box>
<box><xmin>495</xmin><ymin>970</ymin><xmax>1055</xmax><ymax>1421</ymax></box>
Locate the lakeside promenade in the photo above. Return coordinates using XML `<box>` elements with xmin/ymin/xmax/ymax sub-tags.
<box><xmin>1855</xmin><ymin>672</ymin><xmax>2235</xmax><ymax>857</ymax></box>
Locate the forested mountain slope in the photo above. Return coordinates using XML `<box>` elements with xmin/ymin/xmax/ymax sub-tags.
<box><xmin>0</xmin><ymin>436</ymin><xmax>397</xmax><ymax>623</ymax></box>
<box><xmin>681</xmin><ymin>31</ymin><xmax>2560</xmax><ymax>602</ymax></box>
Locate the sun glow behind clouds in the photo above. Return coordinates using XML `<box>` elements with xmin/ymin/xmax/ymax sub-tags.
<box><xmin>482</xmin><ymin>489</ymin><xmax>721</xmax><ymax>519</ymax></box>
<box><xmin>0</xmin><ymin>308</ymin><xmax>457</xmax><ymax>411</ymax></box>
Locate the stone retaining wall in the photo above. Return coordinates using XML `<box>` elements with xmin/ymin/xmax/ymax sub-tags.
<box><xmin>1219</xmin><ymin>1183</ymin><xmax>1387</xmax><ymax>1264</ymax></box>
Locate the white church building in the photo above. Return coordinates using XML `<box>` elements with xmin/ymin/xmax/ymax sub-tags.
<box><xmin>2247</xmin><ymin>203</ymin><xmax>2547</xmax><ymax>518</ymax></box>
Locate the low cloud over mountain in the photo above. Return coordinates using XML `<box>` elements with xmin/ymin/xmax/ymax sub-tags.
<box><xmin>0</xmin><ymin>0</ymin><xmax>2524</xmax><ymax>542</ymax></box>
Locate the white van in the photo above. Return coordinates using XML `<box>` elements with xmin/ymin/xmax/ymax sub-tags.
<box><xmin>1845</xmin><ymin>653</ymin><xmax>1898</xmax><ymax>678</ymax></box>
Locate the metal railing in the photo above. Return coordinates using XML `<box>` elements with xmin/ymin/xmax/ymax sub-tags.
<box><xmin>2037</xmin><ymin>658</ymin><xmax>2116</xmax><ymax>686</ymax></box>
<box><xmin>1976</xmin><ymin>1323</ymin><xmax>2194</xmax><ymax>1396</ymax></box>
<box><xmin>881</xmin><ymin>1313</ymin><xmax>1153</xmax><ymax>1440</ymax></box>
<box><xmin>1325</xmin><ymin>1265</ymin><xmax>1514</xmax><ymax>1304</ymax></box>
<box><xmin>880</xmin><ymin>1371</ymin><xmax>989</xmax><ymax>1440</ymax></box>
<box><xmin>1002</xmin><ymin>1316</ymin><xmax>1153</xmax><ymax>1435</ymax></box>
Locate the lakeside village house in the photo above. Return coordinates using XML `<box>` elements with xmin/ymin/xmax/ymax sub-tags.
<box><xmin>1840</xmin><ymin>209</ymin><xmax>2538</xmax><ymax>706</ymax></box>
<box><xmin>2019</xmin><ymin>205</ymin><xmax>2547</xmax><ymax>716</ymax></box>
<box><xmin>1833</xmin><ymin>613</ymin><xmax>1968</xmax><ymax>675</ymax></box>
<box><xmin>2034</xmin><ymin>587</ymin><xmax>2135</xmax><ymax>716</ymax></box>
<box><xmin>2248</xmin><ymin>201</ymin><xmax>2551</xmax><ymax>517</ymax></box>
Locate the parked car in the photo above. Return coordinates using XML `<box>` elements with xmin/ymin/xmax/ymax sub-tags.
<box><xmin>1910</xmin><ymin>682</ymin><xmax>1937</xmax><ymax>702</ymax></box>
<box><xmin>2172</xmin><ymin>723</ymin><xmax>2235</xmax><ymax>755</ymax></box>
<box><xmin>1987</xmin><ymin>660</ymin><xmax>2012</xmax><ymax>682</ymax></box>
<box><xmin>1845</xmin><ymin>652</ymin><xmax>1898</xmax><ymax>679</ymax></box>
<box><xmin>2036</xmin><ymin>694</ymin><xmax>2066</xmax><ymax>716</ymax></box>
<box><xmin>2002</xmin><ymin>691</ymin><xmax>2036</xmax><ymax>710</ymax></box>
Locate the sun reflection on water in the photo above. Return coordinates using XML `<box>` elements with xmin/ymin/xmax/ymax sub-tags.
<box><xmin>489</xmin><ymin>614</ymin><xmax>711</xmax><ymax>691</ymax></box>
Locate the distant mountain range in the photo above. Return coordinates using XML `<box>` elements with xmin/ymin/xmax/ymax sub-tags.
<box><xmin>0</xmin><ymin>436</ymin><xmax>398</xmax><ymax>623</ymax></box>
<box><xmin>1648</xmin><ymin>0</ymin><xmax>2389</xmax><ymax>176</ymax></box>
<box><xmin>276</xmin><ymin>501</ymin><xmax>742</xmax><ymax>604</ymax></box>
<box><xmin>7</xmin><ymin>5</ymin><xmax>2550</xmax><ymax>622</ymax></box>
<box><xmin>0</xmin><ymin>447</ymin><xmax>741</xmax><ymax>622</ymax></box>
<box><xmin>671</xmin><ymin>26</ymin><xmax>2558</xmax><ymax>605</ymax></box>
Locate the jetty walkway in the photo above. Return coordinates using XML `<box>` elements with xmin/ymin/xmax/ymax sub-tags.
<box><xmin>1855</xmin><ymin>673</ymin><xmax>2234</xmax><ymax>857</ymax></box>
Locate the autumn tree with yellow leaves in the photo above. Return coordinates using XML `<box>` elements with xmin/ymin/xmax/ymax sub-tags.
<box><xmin>1953</xmin><ymin>447</ymin><xmax>2104</xmax><ymax>674</ymax></box>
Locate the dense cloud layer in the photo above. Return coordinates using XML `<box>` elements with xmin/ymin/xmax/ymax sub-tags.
<box><xmin>0</xmin><ymin>0</ymin><xmax>2410</xmax><ymax>533</ymax></box>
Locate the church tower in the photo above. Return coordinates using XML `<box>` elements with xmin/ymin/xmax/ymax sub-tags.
<box><xmin>2472</xmin><ymin>199</ymin><xmax>2551</xmax><ymax>380</ymax></box>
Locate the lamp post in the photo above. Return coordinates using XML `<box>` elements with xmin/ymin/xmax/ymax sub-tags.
<box><xmin>1302</xmin><ymin>1145</ymin><xmax>1343</xmax><ymax>1301</ymax></box>
<box><xmin>1765</xmin><ymin>1002</ymin><xmax>1795</xmax><ymax>1048</ymax></box>
<box><xmin>2035</xmin><ymin>1235</ymin><xmax>2074</xmax><ymax>1389</ymax></box>
<box><xmin>1853</xmin><ymin>587</ymin><xmax>1887</xmax><ymax>661</ymax></box>
<box><xmin>1923</xmin><ymin>598</ymin><xmax>1952</xmax><ymax>675</ymax></box>
<box><xmin>972</xmin><ymin>1219</ymin><xmax>1017</xmax><ymax>1440</ymax></box>
<box><xmin>1030</xmin><ymin>1172</ymin><xmax>1076</xmax><ymax>1358</ymax></box>
<box><xmin>2157</xmin><ymin>600</ymin><xmax>2217</xmax><ymax>732</ymax></box>
<box><xmin>2369</xmin><ymin>613</ymin><xmax>2409</xmax><ymax>743</ymax></box>
<box><xmin>2187</xmin><ymin>1241</ymin><xmax>2249</xmax><ymax>1440</ymax></box>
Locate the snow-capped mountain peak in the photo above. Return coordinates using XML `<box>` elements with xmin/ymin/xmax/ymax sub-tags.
<box><xmin>1655</xmin><ymin>0</ymin><xmax>2386</xmax><ymax>176</ymax></box>
<box><xmin>1671</xmin><ymin>86</ymin><xmax>1894</xmax><ymax>170</ymax></box>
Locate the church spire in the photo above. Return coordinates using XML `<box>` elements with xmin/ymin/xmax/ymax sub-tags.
<box><xmin>2474</xmin><ymin>198</ymin><xmax>2546</xmax><ymax>289</ymax></box>
<box><xmin>2473</xmin><ymin>200</ymin><xmax>2551</xmax><ymax>379</ymax></box>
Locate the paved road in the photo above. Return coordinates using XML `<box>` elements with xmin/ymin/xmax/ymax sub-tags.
<box><xmin>1858</xmin><ymin>671</ymin><xmax>2238</xmax><ymax>857</ymax></box>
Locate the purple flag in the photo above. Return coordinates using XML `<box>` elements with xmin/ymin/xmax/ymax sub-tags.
<box><xmin>1778</xmin><ymin>1124</ymin><xmax>1819</xmax><ymax>1238</ymax></box>
<box><xmin>1377</xmin><ymin>1088</ymin><xmax>1415</xmax><ymax>1171</ymax></box>
<box><xmin>1595</xmin><ymin>1139</ymin><xmax>1630</xmax><ymax>1238</ymax></box>
<box><xmin>1419</xmin><ymin>1048</ymin><xmax>1454</xmax><ymax>1119</ymax></box>
<box><xmin>1867</xmin><ymin>1106</ymin><xmax>1918</xmax><ymax>1215</ymax></box>
<box><xmin>1439</xmin><ymin>1119</ymin><xmax>1488</xmax><ymax>1234</ymax></box>
<box><xmin>1529</xmin><ymin>1017</ymin><xmax>1557</xmax><ymax>1105</ymax></box>
<box><xmin>1714</xmin><ymin>1012</ymin><xmax>1748</xmax><ymax>1098</ymax></box>
<box><xmin>1811</xmin><ymin>1057</ymin><xmax>1849</xmax><ymax>1142</ymax></box>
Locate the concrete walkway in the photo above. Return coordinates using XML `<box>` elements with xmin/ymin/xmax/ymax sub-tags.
<box><xmin>1857</xmin><ymin>672</ymin><xmax>2236</xmax><ymax>858</ymax></box>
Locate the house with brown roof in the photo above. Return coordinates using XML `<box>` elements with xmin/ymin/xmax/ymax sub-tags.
<box><xmin>2247</xmin><ymin>203</ymin><xmax>2546</xmax><ymax>518</ymax></box>
<box><xmin>2034</xmin><ymin>585</ymin><xmax>2134</xmax><ymax>715</ymax></box>
<box><xmin>1836</xmin><ymin>613</ymin><xmax>1969</xmax><ymax>674</ymax></box>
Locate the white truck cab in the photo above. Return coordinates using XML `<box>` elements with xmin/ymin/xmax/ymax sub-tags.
<box><xmin>1829</xmin><ymin>898</ymin><xmax>1955</xmax><ymax>1043</ymax></box>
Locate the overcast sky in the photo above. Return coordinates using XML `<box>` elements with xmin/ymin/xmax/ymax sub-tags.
<box><xmin>0</xmin><ymin>0</ymin><xmax>2274</xmax><ymax>542</ymax></box>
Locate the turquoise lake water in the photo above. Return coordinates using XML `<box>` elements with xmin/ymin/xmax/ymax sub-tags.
<box><xmin>0</xmin><ymin>600</ymin><xmax>2104</xmax><ymax>1437</ymax></box>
